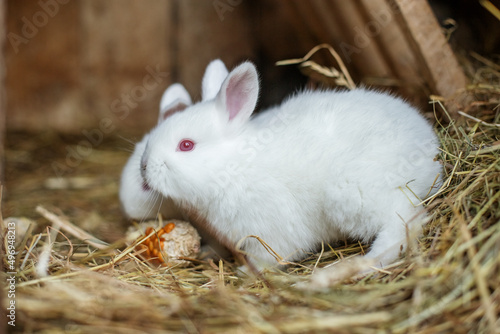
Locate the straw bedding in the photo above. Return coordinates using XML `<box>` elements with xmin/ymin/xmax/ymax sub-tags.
<box><xmin>1</xmin><ymin>53</ymin><xmax>499</xmax><ymax>334</ymax></box>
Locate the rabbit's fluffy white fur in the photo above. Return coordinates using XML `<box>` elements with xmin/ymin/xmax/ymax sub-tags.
<box><xmin>119</xmin><ymin>82</ymin><xmax>193</xmax><ymax>220</ymax></box>
<box><xmin>120</xmin><ymin>60</ymin><xmax>228</xmax><ymax>221</ymax></box>
<box><xmin>140</xmin><ymin>60</ymin><xmax>442</xmax><ymax>270</ymax></box>
<box><xmin>119</xmin><ymin>133</ymin><xmax>185</xmax><ymax>220</ymax></box>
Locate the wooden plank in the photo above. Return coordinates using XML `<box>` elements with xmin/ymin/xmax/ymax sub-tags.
<box><xmin>276</xmin><ymin>0</ymin><xmax>431</xmax><ymax>107</ymax></box>
<box><xmin>275</xmin><ymin>0</ymin><xmax>469</xmax><ymax>112</ymax></box>
<box><xmin>5</xmin><ymin>0</ymin><xmax>82</xmax><ymax>132</ymax></box>
<box><xmin>80</xmin><ymin>0</ymin><xmax>174</xmax><ymax>135</ymax></box>
<box><xmin>4</xmin><ymin>0</ymin><xmax>255</xmax><ymax>135</ymax></box>
<box><xmin>6</xmin><ymin>0</ymin><xmax>174</xmax><ymax>135</ymax></box>
<box><xmin>387</xmin><ymin>0</ymin><xmax>469</xmax><ymax>115</ymax></box>
<box><xmin>355</xmin><ymin>0</ymin><xmax>429</xmax><ymax>104</ymax></box>
<box><xmin>176</xmin><ymin>0</ymin><xmax>255</xmax><ymax>100</ymax></box>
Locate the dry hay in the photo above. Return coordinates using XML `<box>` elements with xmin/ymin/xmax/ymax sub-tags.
<box><xmin>2</xmin><ymin>51</ymin><xmax>500</xmax><ymax>334</ymax></box>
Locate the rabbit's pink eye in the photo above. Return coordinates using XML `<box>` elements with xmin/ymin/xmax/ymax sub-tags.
<box><xmin>178</xmin><ymin>139</ymin><xmax>195</xmax><ymax>152</ymax></box>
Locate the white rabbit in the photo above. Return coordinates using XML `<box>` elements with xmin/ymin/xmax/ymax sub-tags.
<box><xmin>141</xmin><ymin>60</ymin><xmax>442</xmax><ymax>272</ymax></box>
<box><xmin>120</xmin><ymin>60</ymin><xmax>229</xmax><ymax>223</ymax></box>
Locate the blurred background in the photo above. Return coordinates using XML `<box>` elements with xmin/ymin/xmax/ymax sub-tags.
<box><xmin>4</xmin><ymin>0</ymin><xmax>499</xmax><ymax>134</ymax></box>
<box><xmin>1</xmin><ymin>0</ymin><xmax>499</xmax><ymax>235</ymax></box>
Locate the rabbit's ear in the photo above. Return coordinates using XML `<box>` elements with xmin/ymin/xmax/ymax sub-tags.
<box><xmin>159</xmin><ymin>83</ymin><xmax>192</xmax><ymax>123</ymax></box>
<box><xmin>216</xmin><ymin>62</ymin><xmax>259</xmax><ymax>128</ymax></box>
<box><xmin>202</xmin><ymin>59</ymin><xmax>229</xmax><ymax>102</ymax></box>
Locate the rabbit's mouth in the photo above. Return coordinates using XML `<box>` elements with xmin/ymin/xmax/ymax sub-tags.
<box><xmin>141</xmin><ymin>180</ymin><xmax>152</xmax><ymax>192</ymax></box>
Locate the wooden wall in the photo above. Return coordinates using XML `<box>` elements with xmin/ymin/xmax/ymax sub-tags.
<box><xmin>5</xmin><ymin>0</ymin><xmax>256</xmax><ymax>135</ymax></box>
<box><xmin>5</xmin><ymin>0</ymin><xmax>471</xmax><ymax>136</ymax></box>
